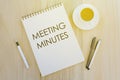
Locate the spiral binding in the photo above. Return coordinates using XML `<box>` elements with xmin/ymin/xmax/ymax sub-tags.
<box><xmin>22</xmin><ymin>3</ymin><xmax>63</xmax><ymax>20</ymax></box>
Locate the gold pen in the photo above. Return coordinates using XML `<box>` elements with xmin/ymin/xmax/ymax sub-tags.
<box><xmin>86</xmin><ymin>37</ymin><xmax>101</xmax><ymax>70</ymax></box>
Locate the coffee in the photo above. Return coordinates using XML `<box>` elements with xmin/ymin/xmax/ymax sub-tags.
<box><xmin>80</xmin><ymin>8</ymin><xmax>94</xmax><ymax>21</ymax></box>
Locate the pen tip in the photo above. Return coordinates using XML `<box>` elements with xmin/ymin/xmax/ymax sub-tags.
<box><xmin>16</xmin><ymin>42</ymin><xmax>19</xmax><ymax>46</ymax></box>
<box><xmin>86</xmin><ymin>66</ymin><xmax>90</xmax><ymax>70</ymax></box>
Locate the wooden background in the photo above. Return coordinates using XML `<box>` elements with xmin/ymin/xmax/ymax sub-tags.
<box><xmin>0</xmin><ymin>0</ymin><xmax>120</xmax><ymax>80</ymax></box>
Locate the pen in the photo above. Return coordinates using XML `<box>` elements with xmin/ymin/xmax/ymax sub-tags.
<box><xmin>16</xmin><ymin>42</ymin><xmax>29</xmax><ymax>69</ymax></box>
<box><xmin>86</xmin><ymin>38</ymin><xmax>101</xmax><ymax>70</ymax></box>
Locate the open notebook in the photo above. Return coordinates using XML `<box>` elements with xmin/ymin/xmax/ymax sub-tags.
<box><xmin>21</xmin><ymin>3</ymin><xmax>84</xmax><ymax>76</ymax></box>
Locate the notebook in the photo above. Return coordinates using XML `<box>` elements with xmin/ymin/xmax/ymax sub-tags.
<box><xmin>21</xmin><ymin>3</ymin><xmax>84</xmax><ymax>76</ymax></box>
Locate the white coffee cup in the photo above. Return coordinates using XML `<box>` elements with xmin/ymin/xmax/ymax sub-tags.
<box><xmin>72</xmin><ymin>4</ymin><xmax>99</xmax><ymax>30</ymax></box>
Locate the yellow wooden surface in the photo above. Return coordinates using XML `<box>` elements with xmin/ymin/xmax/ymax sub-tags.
<box><xmin>0</xmin><ymin>0</ymin><xmax>120</xmax><ymax>80</ymax></box>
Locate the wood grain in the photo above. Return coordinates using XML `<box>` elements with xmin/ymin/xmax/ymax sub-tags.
<box><xmin>0</xmin><ymin>0</ymin><xmax>120</xmax><ymax>80</ymax></box>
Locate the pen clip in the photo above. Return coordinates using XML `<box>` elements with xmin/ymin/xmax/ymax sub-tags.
<box><xmin>94</xmin><ymin>39</ymin><xmax>101</xmax><ymax>50</ymax></box>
